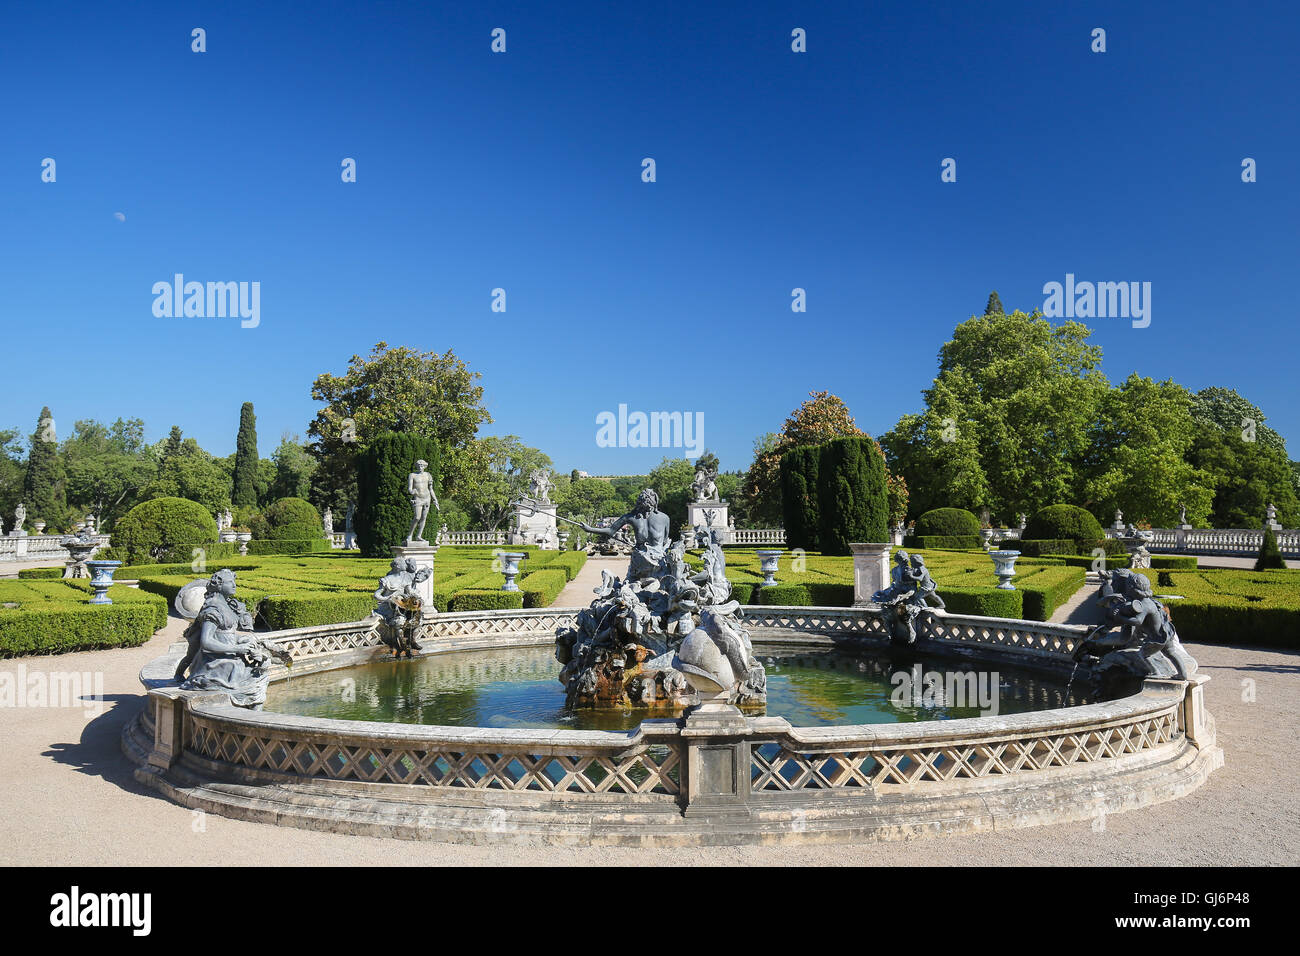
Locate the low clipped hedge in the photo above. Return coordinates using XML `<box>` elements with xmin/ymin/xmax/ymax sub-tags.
<box><xmin>914</xmin><ymin>507</ymin><xmax>980</xmax><ymax>537</ymax></box>
<box><xmin>1016</xmin><ymin>565</ymin><xmax>1084</xmax><ymax>621</ymax></box>
<box><xmin>1134</xmin><ymin>568</ymin><xmax>1300</xmax><ymax>648</ymax></box>
<box><xmin>1018</xmin><ymin>538</ymin><xmax>1125</xmax><ymax>557</ymax></box>
<box><xmin>936</xmin><ymin>585</ymin><xmax>1022</xmax><ymax>618</ymax></box>
<box><xmin>0</xmin><ymin>581</ymin><xmax>168</xmax><ymax>657</ymax></box>
<box><xmin>904</xmin><ymin>534</ymin><xmax>982</xmax><ymax>550</ymax></box>
<box><xmin>756</xmin><ymin>584</ymin><xmax>814</xmax><ymax>606</ymax></box>
<box><xmin>246</xmin><ymin>538</ymin><xmax>331</xmax><ymax>556</ymax></box>
<box><xmin>259</xmin><ymin>592</ymin><xmax>375</xmax><ymax>630</ymax></box>
<box><xmin>448</xmin><ymin>589</ymin><xmax>524</xmax><ymax>612</ymax></box>
<box><xmin>547</xmin><ymin>550</ymin><xmax>588</xmax><ymax>582</ymax></box>
<box><xmin>519</xmin><ymin>569</ymin><xmax>567</xmax><ymax>608</ymax></box>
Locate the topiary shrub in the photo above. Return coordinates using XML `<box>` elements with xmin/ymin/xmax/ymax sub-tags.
<box><xmin>1256</xmin><ymin>526</ymin><xmax>1286</xmax><ymax>570</ymax></box>
<box><xmin>903</xmin><ymin>534</ymin><xmax>982</xmax><ymax>550</ymax></box>
<box><xmin>112</xmin><ymin>497</ymin><xmax>219</xmax><ymax>564</ymax></box>
<box><xmin>1023</xmin><ymin>505</ymin><xmax>1104</xmax><ymax>548</ymax></box>
<box><xmin>356</xmin><ymin>432</ymin><xmax>440</xmax><ymax>558</ymax></box>
<box><xmin>448</xmin><ymin>589</ymin><xmax>524</xmax><ymax>612</ymax></box>
<box><xmin>780</xmin><ymin>444</ymin><xmax>821</xmax><ymax>551</ymax></box>
<box><xmin>756</xmin><ymin>583</ymin><xmax>812</xmax><ymax>606</ymax></box>
<box><xmin>251</xmin><ymin>497</ymin><xmax>324</xmax><ymax>541</ymax></box>
<box><xmin>816</xmin><ymin>436</ymin><xmax>889</xmax><ymax>555</ymax></box>
<box><xmin>245</xmin><ymin>538</ymin><xmax>330</xmax><ymax>556</ymax></box>
<box><xmin>914</xmin><ymin>507</ymin><xmax>980</xmax><ymax>538</ymax></box>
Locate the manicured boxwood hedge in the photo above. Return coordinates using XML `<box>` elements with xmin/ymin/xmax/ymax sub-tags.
<box><xmin>447</xmin><ymin>589</ymin><xmax>524</xmax><ymax>612</ymax></box>
<box><xmin>0</xmin><ymin>581</ymin><xmax>168</xmax><ymax>657</ymax></box>
<box><xmin>903</xmin><ymin>534</ymin><xmax>982</xmax><ymax>550</ymax></box>
<box><xmin>914</xmin><ymin>507</ymin><xmax>980</xmax><ymax>537</ymax></box>
<box><xmin>519</xmin><ymin>569</ymin><xmax>567</xmax><ymax>608</ymax></box>
<box><xmin>1023</xmin><ymin>504</ymin><xmax>1105</xmax><ymax>546</ymax></box>
<box><xmin>246</xmin><ymin>538</ymin><xmax>331</xmax><ymax>555</ymax></box>
<box><xmin>1135</xmin><ymin>568</ymin><xmax>1300</xmax><ymax>648</ymax></box>
<box><xmin>934</xmin><ymin>585</ymin><xmax>1022</xmax><ymax>618</ymax></box>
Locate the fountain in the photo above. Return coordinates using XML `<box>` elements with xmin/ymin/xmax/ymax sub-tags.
<box><xmin>61</xmin><ymin>525</ymin><xmax>101</xmax><ymax>578</ymax></box>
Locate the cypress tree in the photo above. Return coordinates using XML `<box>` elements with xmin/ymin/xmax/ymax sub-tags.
<box><xmin>232</xmin><ymin>402</ymin><xmax>259</xmax><ymax>506</ymax></box>
<box><xmin>780</xmin><ymin>444</ymin><xmax>821</xmax><ymax>550</ymax></box>
<box><xmin>162</xmin><ymin>425</ymin><xmax>184</xmax><ymax>459</ymax></box>
<box><xmin>356</xmin><ymin>432</ymin><xmax>440</xmax><ymax>557</ymax></box>
<box><xmin>23</xmin><ymin>406</ymin><xmax>65</xmax><ymax>524</ymax></box>
<box><xmin>984</xmin><ymin>291</ymin><xmax>1004</xmax><ymax>315</ymax></box>
<box><xmin>816</xmin><ymin>436</ymin><xmax>889</xmax><ymax>555</ymax></box>
<box><xmin>1255</xmin><ymin>525</ymin><xmax>1285</xmax><ymax>570</ymax></box>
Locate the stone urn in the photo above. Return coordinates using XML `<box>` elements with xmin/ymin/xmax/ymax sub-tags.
<box><xmin>62</xmin><ymin>536</ymin><xmax>101</xmax><ymax>578</ymax></box>
<box><xmin>990</xmin><ymin>550</ymin><xmax>1021</xmax><ymax>590</ymax></box>
<box><xmin>33</xmin><ymin>520</ymin><xmax>46</xmax><ymax>535</ymax></box>
<box><xmin>499</xmin><ymin>552</ymin><xmax>528</xmax><ymax>592</ymax></box>
<box><xmin>756</xmin><ymin>549</ymin><xmax>783</xmax><ymax>587</ymax></box>
<box><xmin>86</xmin><ymin>560</ymin><xmax>122</xmax><ymax>604</ymax></box>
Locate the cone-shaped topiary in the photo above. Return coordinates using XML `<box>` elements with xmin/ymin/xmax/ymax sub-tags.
<box><xmin>23</xmin><ymin>406</ymin><xmax>65</xmax><ymax>524</ymax></box>
<box><xmin>1255</xmin><ymin>525</ymin><xmax>1286</xmax><ymax>570</ymax></box>
<box><xmin>356</xmin><ymin>432</ymin><xmax>440</xmax><ymax>557</ymax></box>
<box><xmin>780</xmin><ymin>444</ymin><xmax>821</xmax><ymax>551</ymax></box>
<box><xmin>816</xmin><ymin>436</ymin><xmax>889</xmax><ymax>555</ymax></box>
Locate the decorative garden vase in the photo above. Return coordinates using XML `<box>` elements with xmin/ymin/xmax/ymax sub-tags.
<box><xmin>86</xmin><ymin>560</ymin><xmax>122</xmax><ymax>604</ymax></box>
<box><xmin>990</xmin><ymin>550</ymin><xmax>1021</xmax><ymax>590</ymax></box>
<box><xmin>499</xmin><ymin>552</ymin><xmax>528</xmax><ymax>592</ymax></box>
<box><xmin>756</xmin><ymin>549</ymin><xmax>783</xmax><ymax>587</ymax></box>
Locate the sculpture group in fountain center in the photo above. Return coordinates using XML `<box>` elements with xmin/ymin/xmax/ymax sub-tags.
<box><xmin>371</xmin><ymin>557</ymin><xmax>433</xmax><ymax>658</ymax></box>
<box><xmin>554</xmin><ymin>488</ymin><xmax>766</xmax><ymax>709</ymax></box>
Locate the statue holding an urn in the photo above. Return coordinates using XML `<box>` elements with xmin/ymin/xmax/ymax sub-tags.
<box><xmin>406</xmin><ymin>459</ymin><xmax>439</xmax><ymax>544</ymax></box>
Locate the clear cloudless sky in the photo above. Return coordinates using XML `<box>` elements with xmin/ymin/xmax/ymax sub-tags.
<box><xmin>2</xmin><ymin>1</ymin><xmax>1297</xmax><ymax>472</ymax></box>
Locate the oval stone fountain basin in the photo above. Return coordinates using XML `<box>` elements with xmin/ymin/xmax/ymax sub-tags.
<box><xmin>265</xmin><ymin>642</ymin><xmax>1117</xmax><ymax>732</ymax></box>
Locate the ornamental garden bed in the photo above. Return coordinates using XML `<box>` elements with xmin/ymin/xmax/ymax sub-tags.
<box><xmin>0</xmin><ymin>580</ymin><xmax>168</xmax><ymax>657</ymax></box>
<box><xmin>1135</xmin><ymin>567</ymin><xmax>1300</xmax><ymax>648</ymax></box>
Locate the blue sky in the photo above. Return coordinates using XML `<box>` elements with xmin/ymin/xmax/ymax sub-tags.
<box><xmin>3</xmin><ymin>1</ymin><xmax>1297</xmax><ymax>472</ymax></box>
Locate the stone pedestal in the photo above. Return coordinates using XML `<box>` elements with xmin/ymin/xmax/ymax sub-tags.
<box><xmin>681</xmin><ymin>702</ymin><xmax>752</xmax><ymax>819</ymax></box>
<box><xmin>1176</xmin><ymin>524</ymin><xmax>1192</xmax><ymax>549</ymax></box>
<box><xmin>849</xmin><ymin>542</ymin><xmax>892</xmax><ymax>606</ymax></box>
<box><xmin>515</xmin><ymin>500</ymin><xmax>558</xmax><ymax>549</ymax></box>
<box><xmin>393</xmin><ymin>543</ymin><xmax>438</xmax><ymax>616</ymax></box>
<box><xmin>687</xmin><ymin>500</ymin><xmax>728</xmax><ymax>535</ymax></box>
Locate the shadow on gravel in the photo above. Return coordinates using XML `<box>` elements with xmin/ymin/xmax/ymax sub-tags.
<box><xmin>41</xmin><ymin>694</ymin><xmax>155</xmax><ymax>796</ymax></box>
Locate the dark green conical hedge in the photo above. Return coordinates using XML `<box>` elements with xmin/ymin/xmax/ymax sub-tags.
<box><xmin>232</xmin><ymin>402</ymin><xmax>259</xmax><ymax>507</ymax></box>
<box><xmin>1255</xmin><ymin>525</ymin><xmax>1285</xmax><ymax>570</ymax></box>
<box><xmin>816</xmin><ymin>436</ymin><xmax>889</xmax><ymax>555</ymax></box>
<box><xmin>356</xmin><ymin>432</ymin><xmax>440</xmax><ymax>557</ymax></box>
<box><xmin>780</xmin><ymin>444</ymin><xmax>821</xmax><ymax>551</ymax></box>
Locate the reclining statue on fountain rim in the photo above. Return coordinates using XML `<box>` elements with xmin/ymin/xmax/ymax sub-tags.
<box><xmin>1073</xmin><ymin>568</ymin><xmax>1197</xmax><ymax>691</ymax></box>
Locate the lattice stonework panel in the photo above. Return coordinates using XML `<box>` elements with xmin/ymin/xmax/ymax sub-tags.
<box><xmin>275</xmin><ymin>627</ymin><xmax>383</xmax><ymax>659</ymax></box>
<box><xmin>923</xmin><ymin>619</ymin><xmax>1080</xmax><ymax>659</ymax></box>
<box><xmin>750</xmin><ymin>710</ymin><xmax>1178</xmax><ymax>791</ymax></box>
<box><xmin>185</xmin><ymin>720</ymin><xmax>680</xmax><ymax>795</ymax></box>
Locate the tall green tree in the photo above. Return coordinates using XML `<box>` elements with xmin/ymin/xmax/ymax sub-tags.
<box><xmin>308</xmin><ymin>343</ymin><xmax>492</xmax><ymax>514</ymax></box>
<box><xmin>454</xmin><ymin>436</ymin><xmax>550</xmax><ymax>531</ymax></box>
<box><xmin>1078</xmin><ymin>375</ymin><xmax>1214</xmax><ymax>526</ymax></box>
<box><xmin>22</xmin><ymin>406</ymin><xmax>65</xmax><ymax>525</ymax></box>
<box><xmin>780</xmin><ymin>444</ymin><xmax>821</xmax><ymax>550</ymax></box>
<box><xmin>984</xmin><ymin>290</ymin><xmax>1004</xmax><ymax>315</ymax></box>
<box><xmin>269</xmin><ymin>434</ymin><xmax>318</xmax><ymax>502</ymax></box>
<box><xmin>232</xmin><ymin>402</ymin><xmax>259</xmax><ymax>506</ymax></box>
<box><xmin>882</xmin><ymin>311</ymin><xmax>1108</xmax><ymax>522</ymax></box>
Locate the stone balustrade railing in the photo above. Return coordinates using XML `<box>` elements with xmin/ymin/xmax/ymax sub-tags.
<box><xmin>0</xmin><ymin>534</ymin><xmax>111</xmax><ymax>562</ymax></box>
<box><xmin>438</xmin><ymin>530</ymin><xmax>508</xmax><ymax>546</ymax></box>
<box><xmin>727</xmin><ymin>528</ymin><xmax>787</xmax><ymax>545</ymax></box>
<box><xmin>1106</xmin><ymin>525</ymin><xmax>1300</xmax><ymax>557</ymax></box>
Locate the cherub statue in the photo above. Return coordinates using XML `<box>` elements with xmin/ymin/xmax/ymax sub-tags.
<box><xmin>373</xmin><ymin>558</ymin><xmax>433</xmax><ymax>657</ymax></box>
